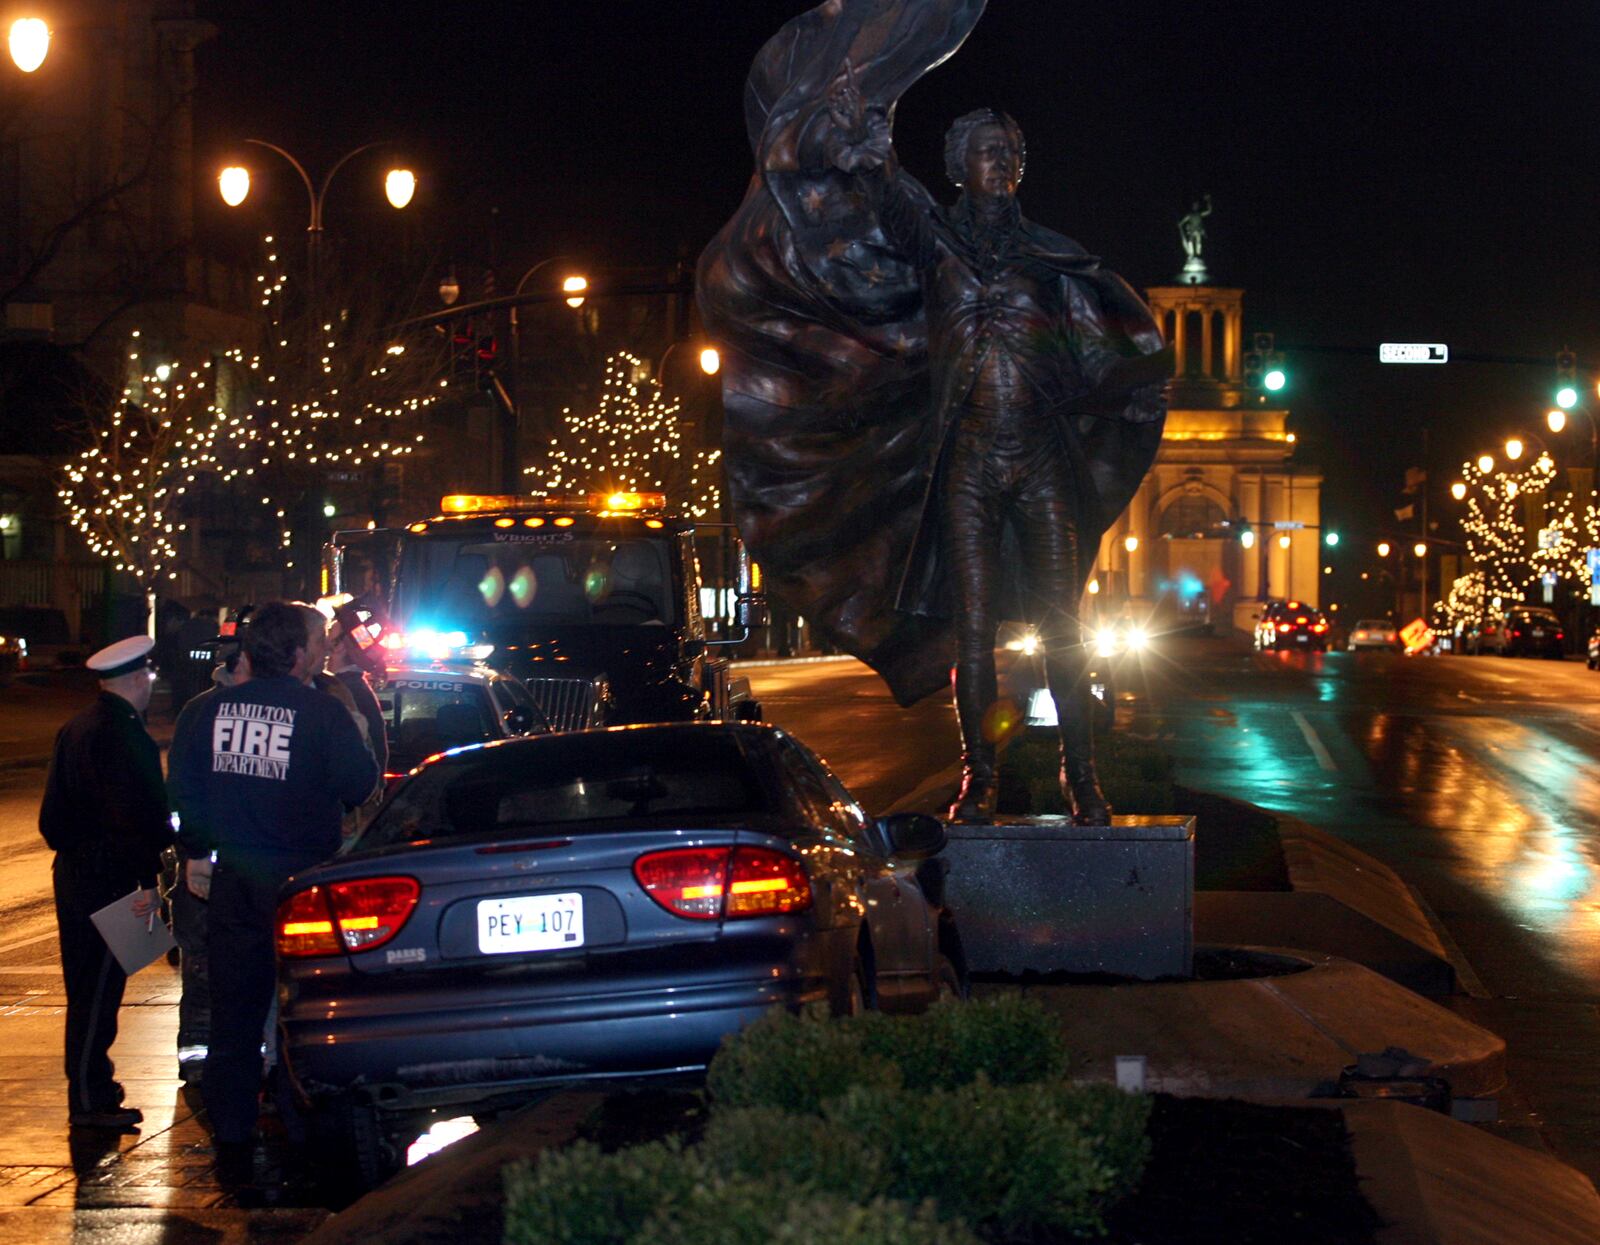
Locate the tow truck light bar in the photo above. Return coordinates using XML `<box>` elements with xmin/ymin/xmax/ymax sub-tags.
<box><xmin>438</xmin><ymin>491</ymin><xmax>668</xmax><ymax>516</ymax></box>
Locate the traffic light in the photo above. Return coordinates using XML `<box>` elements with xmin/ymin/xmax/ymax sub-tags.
<box><xmin>1242</xmin><ymin>332</ymin><xmax>1272</xmax><ymax>388</ymax></box>
<box><xmin>1235</xmin><ymin>519</ymin><xmax>1256</xmax><ymax>548</ymax></box>
<box><xmin>1556</xmin><ymin>349</ymin><xmax>1579</xmax><ymax>410</ymax></box>
<box><xmin>1324</xmin><ymin>531</ymin><xmax>1339</xmax><ymax>547</ymax></box>
<box><xmin>1264</xmin><ymin>352</ymin><xmax>1288</xmax><ymax>392</ymax></box>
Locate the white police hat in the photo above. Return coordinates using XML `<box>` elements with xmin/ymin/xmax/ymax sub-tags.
<box><xmin>86</xmin><ymin>635</ymin><xmax>155</xmax><ymax>678</ymax></box>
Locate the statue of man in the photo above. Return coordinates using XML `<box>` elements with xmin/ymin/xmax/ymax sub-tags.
<box><xmin>698</xmin><ymin>0</ymin><xmax>1169</xmax><ymax>824</ymax></box>
<box><xmin>823</xmin><ymin>68</ymin><xmax>1138</xmax><ymax>820</ymax></box>
<box><xmin>1179</xmin><ymin>195</ymin><xmax>1212</xmax><ymax>262</ymax></box>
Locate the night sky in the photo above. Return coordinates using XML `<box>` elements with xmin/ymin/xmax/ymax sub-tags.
<box><xmin>191</xmin><ymin>1</ymin><xmax>1600</xmax><ymax>557</ymax></box>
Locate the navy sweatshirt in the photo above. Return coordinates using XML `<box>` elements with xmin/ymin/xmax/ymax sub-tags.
<box><xmin>167</xmin><ymin>675</ymin><xmax>377</xmax><ymax>861</ymax></box>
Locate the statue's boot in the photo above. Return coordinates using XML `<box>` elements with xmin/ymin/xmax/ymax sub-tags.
<box><xmin>947</xmin><ymin>672</ymin><xmax>998</xmax><ymax>822</ymax></box>
<box><xmin>1054</xmin><ymin>674</ymin><xmax>1112</xmax><ymax>826</ymax></box>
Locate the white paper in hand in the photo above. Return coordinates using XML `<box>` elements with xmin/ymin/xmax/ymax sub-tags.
<box><xmin>90</xmin><ymin>888</ymin><xmax>176</xmax><ymax>976</ymax></box>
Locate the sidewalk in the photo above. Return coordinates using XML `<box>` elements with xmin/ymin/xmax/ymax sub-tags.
<box><xmin>0</xmin><ymin>958</ymin><xmax>327</xmax><ymax>1239</ymax></box>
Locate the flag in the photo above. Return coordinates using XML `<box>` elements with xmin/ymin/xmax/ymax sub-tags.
<box><xmin>1394</xmin><ymin>504</ymin><xmax>1415</xmax><ymax>521</ymax></box>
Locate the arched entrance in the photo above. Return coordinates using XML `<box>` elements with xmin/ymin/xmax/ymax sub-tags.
<box><xmin>1153</xmin><ymin>488</ymin><xmax>1234</xmax><ymax>630</ymax></box>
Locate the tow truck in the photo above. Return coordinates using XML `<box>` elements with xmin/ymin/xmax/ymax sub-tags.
<box><xmin>321</xmin><ymin>491</ymin><xmax>767</xmax><ymax>729</ymax></box>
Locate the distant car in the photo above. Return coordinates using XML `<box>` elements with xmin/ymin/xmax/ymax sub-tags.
<box><xmin>1347</xmin><ymin>619</ymin><xmax>1399</xmax><ymax>651</ymax></box>
<box><xmin>1490</xmin><ymin>607</ymin><xmax>1565</xmax><ymax>658</ymax></box>
<box><xmin>1587</xmin><ymin>629</ymin><xmax>1600</xmax><ymax>669</ymax></box>
<box><xmin>0</xmin><ymin>605</ymin><xmax>77</xmax><ymax>668</ymax></box>
<box><xmin>275</xmin><ymin>722</ymin><xmax>963</xmax><ymax>1189</ymax></box>
<box><xmin>1254</xmin><ymin>600</ymin><xmax>1331</xmax><ymax>652</ymax></box>
<box><xmin>377</xmin><ymin>661</ymin><xmax>550</xmax><ymax>789</ymax></box>
<box><xmin>0</xmin><ymin>632</ymin><xmax>24</xmax><ymax>673</ymax></box>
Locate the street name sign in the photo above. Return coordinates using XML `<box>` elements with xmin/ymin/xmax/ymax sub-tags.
<box><xmin>1588</xmin><ymin>548</ymin><xmax>1600</xmax><ymax>584</ymax></box>
<box><xmin>1272</xmin><ymin>520</ymin><xmax>1304</xmax><ymax>529</ymax></box>
<box><xmin>1379</xmin><ymin>343</ymin><xmax>1448</xmax><ymax>364</ymax></box>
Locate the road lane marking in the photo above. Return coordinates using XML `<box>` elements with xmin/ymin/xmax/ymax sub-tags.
<box><xmin>1291</xmin><ymin>711</ymin><xmax>1338</xmax><ymax>772</ymax></box>
<box><xmin>0</xmin><ymin>929</ymin><xmax>60</xmax><ymax>957</ymax></box>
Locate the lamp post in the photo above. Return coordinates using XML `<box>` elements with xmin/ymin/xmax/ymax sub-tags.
<box><xmin>218</xmin><ymin>140</ymin><xmax>414</xmax><ymax>316</ymax></box>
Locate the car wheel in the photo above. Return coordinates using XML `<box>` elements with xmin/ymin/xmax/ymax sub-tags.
<box><xmin>836</xmin><ymin>949</ymin><xmax>875</xmax><ymax>1018</ymax></box>
<box><xmin>933</xmin><ymin>954</ymin><xmax>966</xmax><ymax>1003</ymax></box>
<box><xmin>308</xmin><ymin>1096</ymin><xmax>397</xmax><ymax>1197</ymax></box>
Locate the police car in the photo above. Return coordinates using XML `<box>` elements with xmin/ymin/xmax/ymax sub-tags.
<box><xmin>377</xmin><ymin>659</ymin><xmax>549</xmax><ymax>789</ymax></box>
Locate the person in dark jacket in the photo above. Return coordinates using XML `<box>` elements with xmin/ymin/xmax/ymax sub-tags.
<box><xmin>164</xmin><ymin>627</ymin><xmax>252</xmax><ymax>1084</ymax></box>
<box><xmin>165</xmin><ymin>602</ymin><xmax>376</xmax><ymax>1176</ymax></box>
<box><xmin>38</xmin><ymin>634</ymin><xmax>172</xmax><ymax>1129</ymax></box>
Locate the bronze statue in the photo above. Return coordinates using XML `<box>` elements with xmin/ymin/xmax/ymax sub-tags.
<box><xmin>698</xmin><ymin>0</ymin><xmax>1170</xmax><ymax>823</ymax></box>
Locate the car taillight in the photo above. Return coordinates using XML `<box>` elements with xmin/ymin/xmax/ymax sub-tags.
<box><xmin>277</xmin><ymin>886</ymin><xmax>341</xmax><ymax>958</ymax></box>
<box><xmin>1312</xmin><ymin>623</ymin><xmax>1329</xmax><ymax>633</ymax></box>
<box><xmin>1557</xmin><ymin>632</ymin><xmax>1565</xmax><ymax>640</ymax></box>
<box><xmin>276</xmin><ymin>876</ymin><xmax>419</xmax><ymax>957</ymax></box>
<box><xmin>1511</xmin><ymin>629</ymin><xmax>1522</xmax><ymax>637</ymax></box>
<box><xmin>1276</xmin><ymin>623</ymin><xmax>1292</xmax><ymax>633</ymax></box>
<box><xmin>634</xmin><ymin>846</ymin><xmax>812</xmax><ymax>920</ymax></box>
<box><xmin>727</xmin><ymin>847</ymin><xmax>811</xmax><ymax>916</ymax></box>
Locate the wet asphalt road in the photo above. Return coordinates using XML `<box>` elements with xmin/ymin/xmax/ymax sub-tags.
<box><xmin>752</xmin><ymin>636</ymin><xmax>1600</xmax><ymax>1184</ymax></box>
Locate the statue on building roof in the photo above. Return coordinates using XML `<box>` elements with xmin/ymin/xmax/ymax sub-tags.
<box><xmin>1178</xmin><ymin>194</ymin><xmax>1212</xmax><ymax>285</ymax></box>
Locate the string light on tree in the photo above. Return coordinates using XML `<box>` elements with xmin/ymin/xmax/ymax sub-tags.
<box><xmin>523</xmin><ymin>351</ymin><xmax>724</xmax><ymax>518</ymax></box>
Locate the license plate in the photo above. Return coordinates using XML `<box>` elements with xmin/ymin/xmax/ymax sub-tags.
<box><xmin>1532</xmin><ymin>628</ymin><xmax>1545</xmax><ymax>636</ymax></box>
<box><xmin>1296</xmin><ymin>634</ymin><xmax>1309</xmax><ymax>643</ymax></box>
<box><xmin>477</xmin><ymin>893</ymin><xmax>584</xmax><ymax>954</ymax></box>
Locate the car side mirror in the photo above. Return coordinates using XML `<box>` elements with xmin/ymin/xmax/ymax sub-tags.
<box><xmin>875</xmin><ymin>812</ymin><xmax>946</xmax><ymax>861</ymax></box>
<box><xmin>504</xmin><ymin>705</ymin><xmax>537</xmax><ymax>735</ymax></box>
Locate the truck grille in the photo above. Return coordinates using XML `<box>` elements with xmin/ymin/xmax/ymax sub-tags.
<box><xmin>524</xmin><ymin>675</ymin><xmax>607</xmax><ymax>732</ymax></box>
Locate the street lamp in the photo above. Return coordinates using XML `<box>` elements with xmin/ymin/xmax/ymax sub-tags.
<box><xmin>8</xmin><ymin>17</ymin><xmax>49</xmax><ymax>72</ymax></box>
<box><xmin>1451</xmin><ymin>481</ymin><xmax>1467</xmax><ymax>501</ymax></box>
<box><xmin>1477</xmin><ymin>454</ymin><xmax>1495</xmax><ymax>474</ymax></box>
<box><xmin>218</xmin><ymin>140</ymin><xmax>415</xmax><ymax>303</ymax></box>
<box><xmin>1123</xmin><ymin>535</ymin><xmax>1139</xmax><ymax>553</ymax></box>
<box><xmin>1377</xmin><ymin>541</ymin><xmax>1391</xmax><ymax>557</ymax></box>
<box><xmin>699</xmin><ymin>347</ymin><xmax>722</xmax><ymax>376</ymax></box>
<box><xmin>1505</xmin><ymin>437</ymin><xmax>1525</xmax><ymax>462</ymax></box>
<box><xmin>1413</xmin><ymin>542</ymin><xmax>1427</xmax><ymax>558</ymax></box>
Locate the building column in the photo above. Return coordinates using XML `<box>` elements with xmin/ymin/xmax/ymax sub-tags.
<box><xmin>1172</xmin><ymin>308</ymin><xmax>1188</xmax><ymax>376</ymax></box>
<box><xmin>1238</xmin><ymin>473</ymin><xmax>1261</xmax><ymax>600</ymax></box>
<box><xmin>1201</xmin><ymin>310</ymin><xmax>1215</xmax><ymax>379</ymax></box>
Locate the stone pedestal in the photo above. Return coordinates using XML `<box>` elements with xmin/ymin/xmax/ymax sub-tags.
<box><xmin>940</xmin><ymin>815</ymin><xmax>1195</xmax><ymax>979</ymax></box>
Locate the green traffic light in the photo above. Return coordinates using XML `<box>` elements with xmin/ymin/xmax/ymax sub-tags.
<box><xmin>1324</xmin><ymin>531</ymin><xmax>1339</xmax><ymax>547</ymax></box>
<box><xmin>1264</xmin><ymin>368</ymin><xmax>1287</xmax><ymax>392</ymax></box>
<box><xmin>1557</xmin><ymin>385</ymin><xmax>1579</xmax><ymax>410</ymax></box>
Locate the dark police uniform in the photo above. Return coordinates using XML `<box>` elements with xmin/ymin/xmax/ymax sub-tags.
<box><xmin>39</xmin><ymin>647</ymin><xmax>171</xmax><ymax>1122</ymax></box>
<box><xmin>167</xmin><ymin>673</ymin><xmax>376</xmax><ymax>1146</ymax></box>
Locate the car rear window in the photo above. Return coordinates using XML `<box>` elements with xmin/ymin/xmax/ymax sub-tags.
<box><xmin>359</xmin><ymin>731</ymin><xmax>775</xmax><ymax>848</ymax></box>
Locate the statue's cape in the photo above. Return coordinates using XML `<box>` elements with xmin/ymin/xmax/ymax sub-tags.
<box><xmin>697</xmin><ymin>0</ymin><xmax>1169</xmax><ymax>707</ymax></box>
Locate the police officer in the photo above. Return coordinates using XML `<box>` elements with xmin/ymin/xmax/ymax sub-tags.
<box><xmin>38</xmin><ymin>635</ymin><xmax>172</xmax><ymax>1129</ymax></box>
<box><xmin>166</xmin><ymin>602</ymin><xmax>376</xmax><ymax>1178</ymax></box>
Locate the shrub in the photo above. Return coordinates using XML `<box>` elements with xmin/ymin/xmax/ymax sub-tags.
<box><xmin>700</xmin><ymin>1107</ymin><xmax>886</xmax><ymax>1201</ymax></box>
<box><xmin>825</xmin><ymin>1078</ymin><xmax>1152</xmax><ymax>1238</ymax></box>
<box><xmin>705</xmin><ymin>1005</ymin><xmax>899</xmax><ymax>1115</ymax></box>
<box><xmin>633</xmin><ymin>1179</ymin><xmax>982</xmax><ymax>1245</ymax></box>
<box><xmin>855</xmin><ymin>994</ymin><xmax>1071</xmax><ymax>1092</ymax></box>
<box><xmin>502</xmin><ymin>1139</ymin><xmax>705</xmax><ymax>1245</ymax></box>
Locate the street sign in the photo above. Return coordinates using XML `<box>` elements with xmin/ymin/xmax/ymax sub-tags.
<box><xmin>1272</xmin><ymin>520</ymin><xmax>1304</xmax><ymax>529</ymax></box>
<box><xmin>1587</xmin><ymin>548</ymin><xmax>1600</xmax><ymax>583</ymax></box>
<box><xmin>1379</xmin><ymin>343</ymin><xmax>1449</xmax><ymax>364</ymax></box>
<box><xmin>1542</xmin><ymin>572</ymin><xmax>1558</xmax><ymax>586</ymax></box>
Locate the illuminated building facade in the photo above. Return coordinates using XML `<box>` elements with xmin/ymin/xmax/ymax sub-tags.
<box><xmin>1092</xmin><ymin>283</ymin><xmax>1323</xmax><ymax>633</ymax></box>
